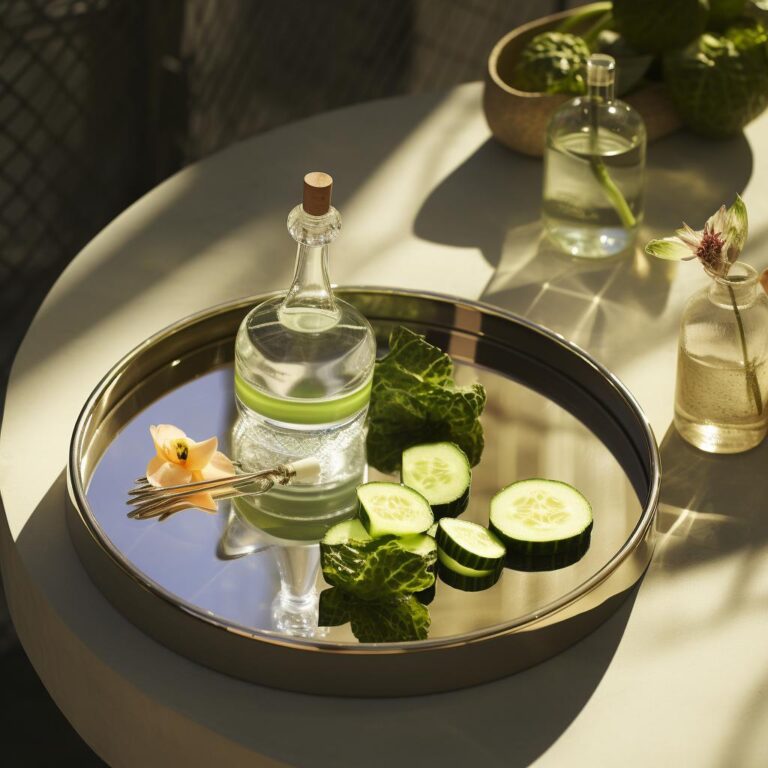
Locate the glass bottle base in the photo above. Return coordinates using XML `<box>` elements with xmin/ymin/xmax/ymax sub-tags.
<box><xmin>543</xmin><ymin>222</ymin><xmax>635</xmax><ymax>260</ymax></box>
<box><xmin>674</xmin><ymin>411</ymin><xmax>767</xmax><ymax>454</ymax></box>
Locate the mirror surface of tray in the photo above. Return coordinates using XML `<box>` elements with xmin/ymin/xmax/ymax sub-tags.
<box><xmin>68</xmin><ymin>288</ymin><xmax>659</xmax><ymax>695</ymax></box>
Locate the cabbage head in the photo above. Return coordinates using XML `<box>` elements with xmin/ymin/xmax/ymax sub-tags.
<box><xmin>612</xmin><ymin>0</ymin><xmax>709</xmax><ymax>54</ymax></box>
<box><xmin>664</xmin><ymin>22</ymin><xmax>768</xmax><ymax>136</ymax></box>
<box><xmin>511</xmin><ymin>32</ymin><xmax>590</xmax><ymax>95</ymax></box>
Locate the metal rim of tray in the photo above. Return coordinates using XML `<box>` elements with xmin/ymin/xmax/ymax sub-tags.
<box><xmin>67</xmin><ymin>288</ymin><xmax>660</xmax><ymax>692</ymax></box>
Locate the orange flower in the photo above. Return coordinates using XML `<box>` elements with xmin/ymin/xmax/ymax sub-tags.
<box><xmin>147</xmin><ymin>424</ymin><xmax>235</xmax><ymax>512</ymax></box>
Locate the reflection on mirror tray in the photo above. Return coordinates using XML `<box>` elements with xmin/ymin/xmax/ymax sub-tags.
<box><xmin>86</xmin><ymin>348</ymin><xmax>641</xmax><ymax>647</ymax></box>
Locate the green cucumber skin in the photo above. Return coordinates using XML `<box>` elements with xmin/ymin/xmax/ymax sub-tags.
<box><xmin>489</xmin><ymin>519</ymin><xmax>593</xmax><ymax>556</ymax></box>
<box><xmin>415</xmin><ymin>582</ymin><xmax>436</xmax><ymax>605</ymax></box>
<box><xmin>504</xmin><ymin>541</ymin><xmax>590</xmax><ymax>572</ymax></box>
<box><xmin>437</xmin><ymin>562</ymin><xmax>502</xmax><ymax>592</ymax></box>
<box><xmin>436</xmin><ymin>521</ymin><xmax>505</xmax><ymax>571</ymax></box>
<box><xmin>430</xmin><ymin>487</ymin><xmax>470</xmax><ymax>520</ymax></box>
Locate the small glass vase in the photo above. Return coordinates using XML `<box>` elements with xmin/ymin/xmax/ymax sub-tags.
<box><xmin>674</xmin><ymin>262</ymin><xmax>768</xmax><ymax>453</ymax></box>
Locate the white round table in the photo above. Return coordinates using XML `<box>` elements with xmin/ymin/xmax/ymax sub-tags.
<box><xmin>2</xmin><ymin>83</ymin><xmax>767</xmax><ymax>767</ymax></box>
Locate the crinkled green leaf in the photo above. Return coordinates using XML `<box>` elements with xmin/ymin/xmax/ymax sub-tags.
<box><xmin>318</xmin><ymin>588</ymin><xmax>430</xmax><ymax>642</ymax></box>
<box><xmin>510</xmin><ymin>32</ymin><xmax>590</xmax><ymax>95</ymax></box>
<box><xmin>664</xmin><ymin>22</ymin><xmax>768</xmax><ymax>137</ymax></box>
<box><xmin>613</xmin><ymin>0</ymin><xmax>708</xmax><ymax>54</ymax></box>
<box><xmin>367</xmin><ymin>328</ymin><xmax>486</xmax><ymax>474</ymax></box>
<box><xmin>320</xmin><ymin>535</ymin><xmax>437</xmax><ymax>600</ymax></box>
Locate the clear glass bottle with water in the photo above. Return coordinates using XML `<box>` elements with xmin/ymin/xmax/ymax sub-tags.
<box><xmin>542</xmin><ymin>54</ymin><xmax>646</xmax><ymax>259</ymax></box>
<box><xmin>675</xmin><ymin>262</ymin><xmax>768</xmax><ymax>453</ymax></box>
<box><xmin>232</xmin><ymin>172</ymin><xmax>376</xmax><ymax>535</ymax></box>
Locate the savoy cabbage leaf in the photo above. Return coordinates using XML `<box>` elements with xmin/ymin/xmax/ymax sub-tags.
<box><xmin>366</xmin><ymin>327</ymin><xmax>486</xmax><ymax>474</ymax></box>
<box><xmin>318</xmin><ymin>588</ymin><xmax>430</xmax><ymax>642</ymax></box>
<box><xmin>664</xmin><ymin>21</ymin><xmax>768</xmax><ymax>136</ymax></box>
<box><xmin>320</xmin><ymin>533</ymin><xmax>437</xmax><ymax>600</ymax></box>
<box><xmin>510</xmin><ymin>32</ymin><xmax>590</xmax><ymax>95</ymax></box>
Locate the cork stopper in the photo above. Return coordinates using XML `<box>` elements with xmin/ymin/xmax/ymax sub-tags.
<box><xmin>302</xmin><ymin>172</ymin><xmax>333</xmax><ymax>215</ymax></box>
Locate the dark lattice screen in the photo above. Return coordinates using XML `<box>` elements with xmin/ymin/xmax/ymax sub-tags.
<box><xmin>1</xmin><ymin>1</ymin><xmax>580</xmax><ymax>390</ymax></box>
<box><xmin>2</xmin><ymin>0</ymin><xmax>589</xmax><ymax>760</ymax></box>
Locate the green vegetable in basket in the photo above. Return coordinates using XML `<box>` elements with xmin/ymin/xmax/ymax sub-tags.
<box><xmin>612</xmin><ymin>0</ymin><xmax>709</xmax><ymax>54</ymax></box>
<box><xmin>366</xmin><ymin>327</ymin><xmax>486</xmax><ymax>474</ymax></box>
<box><xmin>510</xmin><ymin>32</ymin><xmax>591</xmax><ymax>95</ymax></box>
<box><xmin>318</xmin><ymin>588</ymin><xmax>430</xmax><ymax>642</ymax></box>
<box><xmin>664</xmin><ymin>21</ymin><xmax>768</xmax><ymax>136</ymax></box>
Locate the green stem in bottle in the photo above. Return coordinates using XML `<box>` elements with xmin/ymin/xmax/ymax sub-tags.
<box><xmin>727</xmin><ymin>283</ymin><xmax>763</xmax><ymax>416</ymax></box>
<box><xmin>586</xmin><ymin>55</ymin><xmax>637</xmax><ymax>230</ymax></box>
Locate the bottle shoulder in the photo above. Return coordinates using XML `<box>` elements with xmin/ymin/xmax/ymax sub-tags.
<box><xmin>548</xmin><ymin>97</ymin><xmax>646</xmax><ymax>145</ymax></box>
<box><xmin>236</xmin><ymin>294</ymin><xmax>376</xmax><ymax>367</ymax></box>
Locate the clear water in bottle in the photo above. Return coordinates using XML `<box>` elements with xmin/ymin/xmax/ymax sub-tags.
<box><xmin>542</xmin><ymin>129</ymin><xmax>644</xmax><ymax>258</ymax></box>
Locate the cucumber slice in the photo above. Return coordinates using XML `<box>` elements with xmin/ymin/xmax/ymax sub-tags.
<box><xmin>398</xmin><ymin>533</ymin><xmax>438</xmax><ymax>558</ymax></box>
<box><xmin>322</xmin><ymin>518</ymin><xmax>372</xmax><ymax>545</ymax></box>
<box><xmin>490</xmin><ymin>479</ymin><xmax>593</xmax><ymax>556</ymax></box>
<box><xmin>436</xmin><ymin>518</ymin><xmax>505</xmax><ymax>571</ymax></box>
<box><xmin>426</xmin><ymin>522</ymin><xmax>438</xmax><ymax>538</ymax></box>
<box><xmin>437</xmin><ymin>549</ymin><xmax>501</xmax><ymax>592</ymax></box>
<box><xmin>505</xmin><ymin>547</ymin><xmax>588</xmax><ymax>572</ymax></box>
<box><xmin>357</xmin><ymin>482</ymin><xmax>434</xmax><ymax>538</ymax></box>
<box><xmin>401</xmin><ymin>442</ymin><xmax>470</xmax><ymax>519</ymax></box>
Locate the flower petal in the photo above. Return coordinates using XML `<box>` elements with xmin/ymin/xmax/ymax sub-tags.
<box><xmin>184</xmin><ymin>491</ymin><xmax>218</xmax><ymax>512</ymax></box>
<box><xmin>146</xmin><ymin>456</ymin><xmax>193</xmax><ymax>487</ymax></box>
<box><xmin>186</xmin><ymin>435</ymin><xmax>218</xmax><ymax>471</ymax></box>
<box><xmin>199</xmin><ymin>451</ymin><xmax>236</xmax><ymax>480</ymax></box>
<box><xmin>706</xmin><ymin>204</ymin><xmax>728</xmax><ymax>235</ymax></box>
<box><xmin>150</xmin><ymin>424</ymin><xmax>187</xmax><ymax>463</ymax></box>
<box><xmin>675</xmin><ymin>224</ymin><xmax>702</xmax><ymax>249</ymax></box>
<box><xmin>645</xmin><ymin>237</ymin><xmax>692</xmax><ymax>261</ymax></box>
<box><xmin>723</xmin><ymin>194</ymin><xmax>748</xmax><ymax>263</ymax></box>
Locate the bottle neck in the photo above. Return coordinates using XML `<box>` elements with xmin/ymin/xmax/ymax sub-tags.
<box><xmin>587</xmin><ymin>79</ymin><xmax>614</xmax><ymax>105</ymax></box>
<box><xmin>279</xmin><ymin>204</ymin><xmax>342</xmax><ymax>331</ymax></box>
<box><xmin>708</xmin><ymin>262</ymin><xmax>760</xmax><ymax>309</ymax></box>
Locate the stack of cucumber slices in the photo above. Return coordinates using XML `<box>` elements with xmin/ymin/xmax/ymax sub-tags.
<box><xmin>321</xmin><ymin>441</ymin><xmax>594</xmax><ymax>601</ymax></box>
<box><xmin>401</xmin><ymin>442</ymin><xmax>505</xmax><ymax>592</ymax></box>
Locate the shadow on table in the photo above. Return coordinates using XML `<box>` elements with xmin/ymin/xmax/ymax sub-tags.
<box><xmin>414</xmin><ymin>131</ymin><xmax>753</xmax><ymax>272</ymax></box>
<box><xmin>655</xmin><ymin>425</ymin><xmax>768</xmax><ymax>577</ymax></box>
<box><xmin>12</xmin><ymin>469</ymin><xmax>639</xmax><ymax>768</ymax></box>
<box><xmin>413</xmin><ymin>130</ymin><xmax>753</xmax><ymax>362</ymax></box>
<box><xmin>652</xmin><ymin>426</ymin><xmax>768</xmax><ymax>767</ymax></box>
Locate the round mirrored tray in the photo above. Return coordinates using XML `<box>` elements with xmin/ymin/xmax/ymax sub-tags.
<box><xmin>67</xmin><ymin>288</ymin><xmax>659</xmax><ymax>696</ymax></box>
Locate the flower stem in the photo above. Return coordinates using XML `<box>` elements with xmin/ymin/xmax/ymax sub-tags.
<box><xmin>727</xmin><ymin>283</ymin><xmax>763</xmax><ymax>416</ymax></box>
<box><xmin>588</xmin><ymin>98</ymin><xmax>637</xmax><ymax>230</ymax></box>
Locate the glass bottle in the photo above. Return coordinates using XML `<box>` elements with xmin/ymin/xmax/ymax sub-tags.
<box><xmin>542</xmin><ymin>54</ymin><xmax>646</xmax><ymax>259</ymax></box>
<box><xmin>232</xmin><ymin>172</ymin><xmax>376</xmax><ymax>534</ymax></box>
<box><xmin>675</xmin><ymin>262</ymin><xmax>768</xmax><ymax>453</ymax></box>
